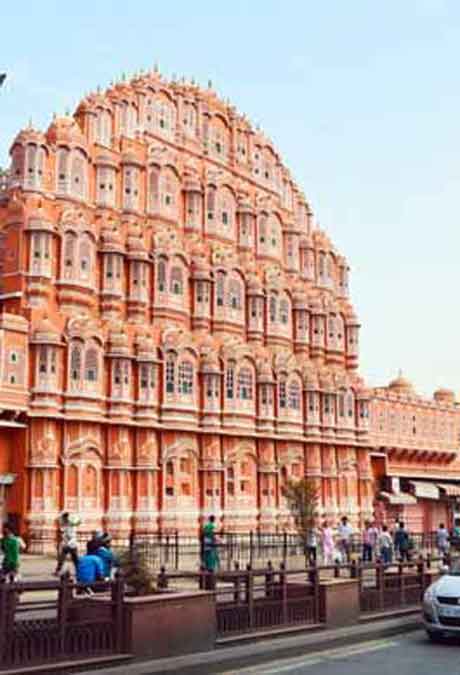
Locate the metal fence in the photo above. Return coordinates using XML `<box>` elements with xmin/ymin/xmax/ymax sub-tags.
<box><xmin>0</xmin><ymin>574</ymin><xmax>124</xmax><ymax>671</ymax></box>
<box><xmin>124</xmin><ymin>530</ymin><xmax>443</xmax><ymax>571</ymax></box>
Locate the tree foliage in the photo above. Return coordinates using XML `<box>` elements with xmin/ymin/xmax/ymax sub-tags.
<box><xmin>284</xmin><ymin>478</ymin><xmax>320</xmax><ymax>546</ymax></box>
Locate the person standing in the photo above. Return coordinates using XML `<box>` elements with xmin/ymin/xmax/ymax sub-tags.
<box><xmin>436</xmin><ymin>523</ymin><xmax>450</xmax><ymax>558</ymax></box>
<box><xmin>305</xmin><ymin>526</ymin><xmax>318</xmax><ymax>566</ymax></box>
<box><xmin>202</xmin><ymin>515</ymin><xmax>219</xmax><ymax>573</ymax></box>
<box><xmin>321</xmin><ymin>520</ymin><xmax>335</xmax><ymax>565</ymax></box>
<box><xmin>394</xmin><ymin>521</ymin><xmax>410</xmax><ymax>562</ymax></box>
<box><xmin>378</xmin><ymin>525</ymin><xmax>393</xmax><ymax>564</ymax></box>
<box><xmin>338</xmin><ymin>516</ymin><xmax>353</xmax><ymax>563</ymax></box>
<box><xmin>55</xmin><ymin>512</ymin><xmax>80</xmax><ymax>576</ymax></box>
<box><xmin>1</xmin><ymin>524</ymin><xmax>21</xmax><ymax>580</ymax></box>
<box><xmin>363</xmin><ymin>520</ymin><xmax>379</xmax><ymax>562</ymax></box>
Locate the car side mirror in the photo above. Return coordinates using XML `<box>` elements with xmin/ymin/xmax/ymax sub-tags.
<box><xmin>440</xmin><ymin>565</ymin><xmax>450</xmax><ymax>575</ymax></box>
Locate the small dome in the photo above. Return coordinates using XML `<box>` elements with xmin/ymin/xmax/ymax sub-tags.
<box><xmin>127</xmin><ymin>231</ymin><xmax>147</xmax><ymax>259</ymax></box>
<box><xmin>46</xmin><ymin>116</ymin><xmax>87</xmax><ymax>149</ymax></box>
<box><xmin>33</xmin><ymin>317</ymin><xmax>61</xmax><ymax>344</ymax></box>
<box><xmin>100</xmin><ymin>226</ymin><xmax>124</xmax><ymax>253</ymax></box>
<box><xmin>434</xmin><ymin>388</ymin><xmax>455</xmax><ymax>404</ymax></box>
<box><xmin>12</xmin><ymin>126</ymin><xmax>47</xmax><ymax>148</ymax></box>
<box><xmin>388</xmin><ymin>372</ymin><xmax>413</xmax><ymax>394</ymax></box>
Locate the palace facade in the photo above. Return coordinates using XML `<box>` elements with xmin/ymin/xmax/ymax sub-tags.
<box><xmin>0</xmin><ymin>70</ymin><xmax>458</xmax><ymax>551</ymax></box>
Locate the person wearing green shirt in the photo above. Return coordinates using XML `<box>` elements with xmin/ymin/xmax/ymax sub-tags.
<box><xmin>202</xmin><ymin>515</ymin><xmax>219</xmax><ymax>572</ymax></box>
<box><xmin>1</xmin><ymin>524</ymin><xmax>20</xmax><ymax>577</ymax></box>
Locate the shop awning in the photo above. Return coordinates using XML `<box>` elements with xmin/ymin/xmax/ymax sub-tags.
<box><xmin>379</xmin><ymin>491</ymin><xmax>417</xmax><ymax>505</ymax></box>
<box><xmin>438</xmin><ymin>483</ymin><xmax>460</xmax><ymax>498</ymax></box>
<box><xmin>0</xmin><ymin>420</ymin><xmax>26</xmax><ymax>428</ymax></box>
<box><xmin>0</xmin><ymin>474</ymin><xmax>16</xmax><ymax>485</ymax></box>
<box><xmin>409</xmin><ymin>481</ymin><xmax>440</xmax><ymax>500</ymax></box>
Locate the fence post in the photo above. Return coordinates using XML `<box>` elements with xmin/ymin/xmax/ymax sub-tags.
<box><xmin>282</xmin><ymin>531</ymin><xmax>288</xmax><ymax>566</ymax></box>
<box><xmin>246</xmin><ymin>565</ymin><xmax>254</xmax><ymax>630</ymax></box>
<box><xmin>280</xmin><ymin>561</ymin><xmax>288</xmax><ymax>625</ymax></box>
<box><xmin>265</xmin><ymin>560</ymin><xmax>274</xmax><ymax>598</ymax></box>
<box><xmin>377</xmin><ymin>560</ymin><xmax>385</xmax><ymax>611</ymax></box>
<box><xmin>249</xmin><ymin>531</ymin><xmax>254</xmax><ymax>568</ymax></box>
<box><xmin>334</xmin><ymin>560</ymin><xmax>340</xmax><ymax>578</ymax></box>
<box><xmin>350</xmin><ymin>559</ymin><xmax>358</xmax><ymax>579</ymax></box>
<box><xmin>175</xmin><ymin>530</ymin><xmax>179</xmax><ymax>570</ymax></box>
<box><xmin>0</xmin><ymin>577</ymin><xmax>9</xmax><ymax>664</ymax></box>
<box><xmin>58</xmin><ymin>572</ymin><xmax>72</xmax><ymax>655</ymax></box>
<box><xmin>112</xmin><ymin>572</ymin><xmax>125</xmax><ymax>653</ymax></box>
<box><xmin>234</xmin><ymin>561</ymin><xmax>241</xmax><ymax>604</ymax></box>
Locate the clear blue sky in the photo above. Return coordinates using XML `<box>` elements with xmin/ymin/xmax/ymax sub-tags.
<box><xmin>1</xmin><ymin>0</ymin><xmax>459</xmax><ymax>397</ymax></box>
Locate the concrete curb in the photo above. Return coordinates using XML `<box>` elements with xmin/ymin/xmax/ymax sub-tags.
<box><xmin>81</xmin><ymin>614</ymin><xmax>422</xmax><ymax>675</ymax></box>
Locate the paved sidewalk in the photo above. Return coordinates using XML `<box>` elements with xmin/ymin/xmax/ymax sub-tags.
<box><xmin>81</xmin><ymin>614</ymin><xmax>421</xmax><ymax>675</ymax></box>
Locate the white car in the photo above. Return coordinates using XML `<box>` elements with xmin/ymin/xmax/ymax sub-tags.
<box><xmin>423</xmin><ymin>559</ymin><xmax>460</xmax><ymax>641</ymax></box>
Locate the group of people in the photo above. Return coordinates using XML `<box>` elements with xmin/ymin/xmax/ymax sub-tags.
<box><xmin>54</xmin><ymin>512</ymin><xmax>118</xmax><ymax>591</ymax></box>
<box><xmin>306</xmin><ymin>517</ymin><xmax>415</xmax><ymax>565</ymax></box>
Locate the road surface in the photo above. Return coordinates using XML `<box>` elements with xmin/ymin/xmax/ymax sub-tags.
<box><xmin>220</xmin><ymin>630</ymin><xmax>460</xmax><ymax>675</ymax></box>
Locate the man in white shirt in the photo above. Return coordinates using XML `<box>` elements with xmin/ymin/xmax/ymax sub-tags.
<box><xmin>54</xmin><ymin>512</ymin><xmax>80</xmax><ymax>576</ymax></box>
<box><xmin>337</xmin><ymin>516</ymin><xmax>353</xmax><ymax>562</ymax></box>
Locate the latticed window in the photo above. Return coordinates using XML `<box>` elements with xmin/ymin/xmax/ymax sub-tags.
<box><xmin>166</xmin><ymin>357</ymin><xmax>175</xmax><ymax>393</ymax></box>
<box><xmin>228</xmin><ymin>280</ymin><xmax>241</xmax><ymax>310</ymax></box>
<box><xmin>50</xmin><ymin>349</ymin><xmax>56</xmax><ymax>375</ymax></box>
<box><xmin>178</xmin><ymin>361</ymin><xmax>194</xmax><ymax>395</ymax></box>
<box><xmin>70</xmin><ymin>345</ymin><xmax>82</xmax><ymax>381</ymax></box>
<box><xmin>346</xmin><ymin>391</ymin><xmax>354</xmax><ymax>418</ymax></box>
<box><xmin>157</xmin><ymin>260</ymin><xmax>166</xmax><ymax>292</ymax></box>
<box><xmin>216</xmin><ymin>273</ymin><xmax>225</xmax><ymax>307</ymax></box>
<box><xmin>308</xmin><ymin>392</ymin><xmax>316</xmax><ymax>412</ymax></box>
<box><xmin>261</xmin><ymin>384</ymin><xmax>273</xmax><ymax>406</ymax></box>
<box><xmin>238</xmin><ymin>368</ymin><xmax>253</xmax><ymax>400</ymax></box>
<box><xmin>114</xmin><ymin>362</ymin><xmax>122</xmax><ymax>385</ymax></box>
<box><xmin>289</xmin><ymin>381</ymin><xmax>301</xmax><ymax>410</ymax></box>
<box><xmin>207</xmin><ymin>186</ymin><xmax>216</xmax><ymax>223</ymax></box>
<box><xmin>280</xmin><ymin>299</ymin><xmax>289</xmax><ymax>325</ymax></box>
<box><xmin>148</xmin><ymin>166</ymin><xmax>160</xmax><ymax>213</ymax></box>
<box><xmin>269</xmin><ymin>295</ymin><xmax>277</xmax><ymax>323</ymax></box>
<box><xmin>63</xmin><ymin>233</ymin><xmax>76</xmax><ymax>279</ymax></box>
<box><xmin>39</xmin><ymin>346</ymin><xmax>47</xmax><ymax>374</ymax></box>
<box><xmin>338</xmin><ymin>392</ymin><xmax>345</xmax><ymax>417</ymax></box>
<box><xmin>226</xmin><ymin>364</ymin><xmax>235</xmax><ymax>399</ymax></box>
<box><xmin>79</xmin><ymin>236</ymin><xmax>91</xmax><ymax>281</ymax></box>
<box><xmin>84</xmin><ymin>347</ymin><xmax>98</xmax><ymax>382</ymax></box>
<box><xmin>170</xmin><ymin>266</ymin><xmax>183</xmax><ymax>295</ymax></box>
<box><xmin>279</xmin><ymin>379</ymin><xmax>287</xmax><ymax>409</ymax></box>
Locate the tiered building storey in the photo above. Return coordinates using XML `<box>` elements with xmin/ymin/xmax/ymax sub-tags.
<box><xmin>0</xmin><ymin>71</ymin><xmax>458</xmax><ymax>551</ymax></box>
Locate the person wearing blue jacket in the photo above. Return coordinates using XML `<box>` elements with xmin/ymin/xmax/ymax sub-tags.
<box><xmin>77</xmin><ymin>541</ymin><xmax>104</xmax><ymax>593</ymax></box>
<box><xmin>95</xmin><ymin>535</ymin><xmax>118</xmax><ymax>579</ymax></box>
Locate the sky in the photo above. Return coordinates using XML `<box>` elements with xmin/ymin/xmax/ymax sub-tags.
<box><xmin>1</xmin><ymin>0</ymin><xmax>459</xmax><ymax>397</ymax></box>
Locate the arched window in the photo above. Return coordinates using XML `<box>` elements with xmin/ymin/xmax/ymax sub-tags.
<box><xmin>178</xmin><ymin>360</ymin><xmax>194</xmax><ymax>395</ymax></box>
<box><xmin>96</xmin><ymin>109</ymin><xmax>112</xmax><ymax>146</ymax></box>
<box><xmin>148</xmin><ymin>166</ymin><xmax>160</xmax><ymax>213</ymax></box>
<box><xmin>155</xmin><ymin>95</ymin><xmax>176</xmax><ymax>137</ymax></box>
<box><xmin>289</xmin><ymin>380</ymin><xmax>301</xmax><ymax>410</ymax></box>
<box><xmin>113</xmin><ymin>361</ymin><xmax>122</xmax><ymax>385</ymax></box>
<box><xmin>183</xmin><ymin>102</ymin><xmax>197</xmax><ymax>136</ymax></box>
<box><xmin>279</xmin><ymin>377</ymin><xmax>287</xmax><ymax>409</ymax></box>
<box><xmin>63</xmin><ymin>232</ymin><xmax>77</xmax><ymax>280</ymax></box>
<box><xmin>71</xmin><ymin>149</ymin><xmax>87</xmax><ymax>199</ymax></box>
<box><xmin>216</xmin><ymin>272</ymin><xmax>225</xmax><ymax>307</ymax></box>
<box><xmin>165</xmin><ymin>356</ymin><xmax>175</xmax><ymax>393</ymax></box>
<box><xmin>157</xmin><ymin>259</ymin><xmax>166</xmax><ymax>292</ymax></box>
<box><xmin>79</xmin><ymin>234</ymin><xmax>92</xmax><ymax>282</ymax></box>
<box><xmin>170</xmin><ymin>266</ymin><xmax>183</xmax><ymax>295</ymax></box>
<box><xmin>70</xmin><ymin>344</ymin><xmax>82</xmax><ymax>382</ymax></box>
<box><xmin>218</xmin><ymin>187</ymin><xmax>235</xmax><ymax>238</ymax></box>
<box><xmin>226</xmin><ymin>363</ymin><xmax>235</xmax><ymax>399</ymax></box>
<box><xmin>206</xmin><ymin>186</ymin><xmax>216</xmax><ymax>225</ymax></box>
<box><xmin>269</xmin><ymin>295</ymin><xmax>277</xmax><ymax>323</ymax></box>
<box><xmin>238</xmin><ymin>368</ymin><xmax>253</xmax><ymax>400</ymax></box>
<box><xmin>338</xmin><ymin>391</ymin><xmax>345</xmax><ymax>418</ymax></box>
<box><xmin>280</xmin><ymin>298</ymin><xmax>289</xmax><ymax>325</ymax></box>
<box><xmin>228</xmin><ymin>279</ymin><xmax>241</xmax><ymax>310</ymax></box>
<box><xmin>160</xmin><ymin>168</ymin><xmax>178</xmax><ymax>218</ymax></box>
<box><xmin>84</xmin><ymin>347</ymin><xmax>98</xmax><ymax>382</ymax></box>
<box><xmin>346</xmin><ymin>390</ymin><xmax>355</xmax><ymax>420</ymax></box>
<box><xmin>56</xmin><ymin>148</ymin><xmax>70</xmax><ymax>193</ymax></box>
<box><xmin>38</xmin><ymin>346</ymin><xmax>48</xmax><ymax>374</ymax></box>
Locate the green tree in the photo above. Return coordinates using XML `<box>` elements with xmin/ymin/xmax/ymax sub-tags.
<box><xmin>284</xmin><ymin>477</ymin><xmax>320</xmax><ymax>561</ymax></box>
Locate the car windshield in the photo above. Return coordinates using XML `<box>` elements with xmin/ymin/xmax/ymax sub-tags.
<box><xmin>449</xmin><ymin>560</ymin><xmax>460</xmax><ymax>576</ymax></box>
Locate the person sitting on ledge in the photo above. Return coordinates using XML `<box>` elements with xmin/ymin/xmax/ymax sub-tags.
<box><xmin>76</xmin><ymin>540</ymin><xmax>104</xmax><ymax>594</ymax></box>
<box><xmin>95</xmin><ymin>534</ymin><xmax>118</xmax><ymax>579</ymax></box>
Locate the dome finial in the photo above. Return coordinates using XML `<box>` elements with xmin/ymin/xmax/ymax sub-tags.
<box><xmin>154</xmin><ymin>62</ymin><xmax>159</xmax><ymax>73</ymax></box>
<box><xmin>208</xmin><ymin>79</ymin><xmax>213</xmax><ymax>89</ymax></box>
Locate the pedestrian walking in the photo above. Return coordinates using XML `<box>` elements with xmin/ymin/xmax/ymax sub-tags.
<box><xmin>337</xmin><ymin>516</ymin><xmax>353</xmax><ymax>563</ymax></box>
<box><xmin>436</xmin><ymin>523</ymin><xmax>450</xmax><ymax>557</ymax></box>
<box><xmin>363</xmin><ymin>520</ymin><xmax>379</xmax><ymax>562</ymax></box>
<box><xmin>450</xmin><ymin>518</ymin><xmax>460</xmax><ymax>551</ymax></box>
<box><xmin>54</xmin><ymin>512</ymin><xmax>80</xmax><ymax>576</ymax></box>
<box><xmin>321</xmin><ymin>520</ymin><xmax>335</xmax><ymax>565</ymax></box>
<box><xmin>394</xmin><ymin>521</ymin><xmax>410</xmax><ymax>562</ymax></box>
<box><xmin>1</xmin><ymin>524</ymin><xmax>21</xmax><ymax>581</ymax></box>
<box><xmin>378</xmin><ymin>525</ymin><xmax>393</xmax><ymax>564</ymax></box>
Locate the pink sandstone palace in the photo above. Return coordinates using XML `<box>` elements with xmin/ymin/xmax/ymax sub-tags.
<box><xmin>0</xmin><ymin>69</ymin><xmax>459</xmax><ymax>552</ymax></box>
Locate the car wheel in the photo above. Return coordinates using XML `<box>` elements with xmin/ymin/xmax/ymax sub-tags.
<box><xmin>427</xmin><ymin>630</ymin><xmax>443</xmax><ymax>643</ymax></box>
